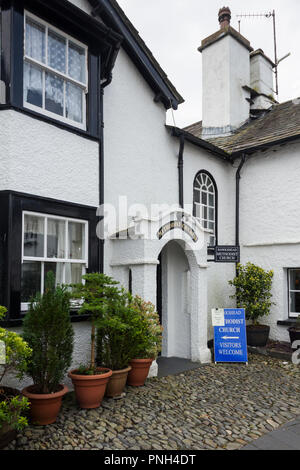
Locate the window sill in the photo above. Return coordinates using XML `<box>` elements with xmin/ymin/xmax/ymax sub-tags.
<box><xmin>0</xmin><ymin>312</ymin><xmax>91</xmax><ymax>328</ymax></box>
<box><xmin>277</xmin><ymin>319</ymin><xmax>299</xmax><ymax>327</ymax></box>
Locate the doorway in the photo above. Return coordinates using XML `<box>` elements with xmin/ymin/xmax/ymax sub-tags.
<box><xmin>157</xmin><ymin>240</ymin><xmax>191</xmax><ymax>359</ymax></box>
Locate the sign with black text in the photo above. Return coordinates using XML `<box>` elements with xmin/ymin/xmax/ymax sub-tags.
<box><xmin>213</xmin><ymin>308</ymin><xmax>248</xmax><ymax>364</ymax></box>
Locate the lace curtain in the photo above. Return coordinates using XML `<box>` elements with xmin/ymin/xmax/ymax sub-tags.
<box><xmin>24</xmin><ymin>215</ymin><xmax>44</xmax><ymax>258</ymax></box>
<box><xmin>47</xmin><ymin>219</ymin><xmax>66</xmax><ymax>259</ymax></box>
<box><xmin>25</xmin><ymin>18</ymin><xmax>45</xmax><ymax>63</ymax></box>
<box><xmin>24</xmin><ymin>18</ymin><xmax>85</xmax><ymax>123</ymax></box>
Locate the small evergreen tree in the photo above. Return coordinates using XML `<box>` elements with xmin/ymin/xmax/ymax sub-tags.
<box><xmin>22</xmin><ymin>272</ymin><xmax>74</xmax><ymax>394</ymax></box>
<box><xmin>96</xmin><ymin>290</ymin><xmax>141</xmax><ymax>370</ymax></box>
<box><xmin>229</xmin><ymin>262</ymin><xmax>275</xmax><ymax>325</ymax></box>
<box><xmin>71</xmin><ymin>273</ymin><xmax>120</xmax><ymax>373</ymax></box>
<box><xmin>127</xmin><ymin>296</ymin><xmax>163</xmax><ymax>360</ymax></box>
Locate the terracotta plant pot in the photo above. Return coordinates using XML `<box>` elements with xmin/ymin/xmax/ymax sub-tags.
<box><xmin>127</xmin><ymin>359</ymin><xmax>153</xmax><ymax>387</ymax></box>
<box><xmin>246</xmin><ymin>325</ymin><xmax>270</xmax><ymax>347</ymax></box>
<box><xmin>22</xmin><ymin>384</ymin><xmax>68</xmax><ymax>425</ymax></box>
<box><xmin>68</xmin><ymin>368</ymin><xmax>112</xmax><ymax>409</ymax></box>
<box><xmin>105</xmin><ymin>366</ymin><xmax>132</xmax><ymax>398</ymax></box>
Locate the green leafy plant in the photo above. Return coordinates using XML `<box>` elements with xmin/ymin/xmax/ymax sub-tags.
<box><xmin>22</xmin><ymin>272</ymin><xmax>74</xmax><ymax>394</ymax></box>
<box><xmin>71</xmin><ymin>273</ymin><xmax>121</xmax><ymax>374</ymax></box>
<box><xmin>0</xmin><ymin>306</ymin><xmax>31</xmax><ymax>433</ymax></box>
<box><xmin>0</xmin><ymin>307</ymin><xmax>32</xmax><ymax>384</ymax></box>
<box><xmin>75</xmin><ymin>364</ymin><xmax>110</xmax><ymax>376</ymax></box>
<box><xmin>229</xmin><ymin>262</ymin><xmax>275</xmax><ymax>325</ymax></box>
<box><xmin>96</xmin><ymin>290</ymin><xmax>144</xmax><ymax>370</ymax></box>
<box><xmin>0</xmin><ymin>395</ymin><xmax>29</xmax><ymax>432</ymax></box>
<box><xmin>127</xmin><ymin>296</ymin><xmax>163</xmax><ymax>360</ymax></box>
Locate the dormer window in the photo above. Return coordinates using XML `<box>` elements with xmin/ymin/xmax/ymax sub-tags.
<box><xmin>23</xmin><ymin>12</ymin><xmax>88</xmax><ymax>129</ymax></box>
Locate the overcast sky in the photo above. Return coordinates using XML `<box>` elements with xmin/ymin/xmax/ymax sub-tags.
<box><xmin>117</xmin><ymin>0</ymin><xmax>300</xmax><ymax>127</ymax></box>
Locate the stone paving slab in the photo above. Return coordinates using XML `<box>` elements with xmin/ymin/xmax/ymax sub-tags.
<box><xmin>157</xmin><ymin>356</ymin><xmax>203</xmax><ymax>377</ymax></box>
<box><xmin>243</xmin><ymin>417</ymin><xmax>300</xmax><ymax>450</ymax></box>
<box><xmin>4</xmin><ymin>354</ymin><xmax>300</xmax><ymax>451</ymax></box>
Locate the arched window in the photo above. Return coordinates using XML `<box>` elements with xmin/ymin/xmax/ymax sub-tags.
<box><xmin>193</xmin><ymin>171</ymin><xmax>217</xmax><ymax>247</ymax></box>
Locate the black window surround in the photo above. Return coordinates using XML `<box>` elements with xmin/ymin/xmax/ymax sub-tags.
<box><xmin>287</xmin><ymin>268</ymin><xmax>300</xmax><ymax>320</ymax></box>
<box><xmin>0</xmin><ymin>0</ymin><xmax>121</xmax><ymax>139</ymax></box>
<box><xmin>193</xmin><ymin>169</ymin><xmax>218</xmax><ymax>254</ymax></box>
<box><xmin>0</xmin><ymin>191</ymin><xmax>100</xmax><ymax>325</ymax></box>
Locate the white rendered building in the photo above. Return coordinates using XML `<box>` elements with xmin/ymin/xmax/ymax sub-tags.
<box><xmin>1</xmin><ymin>1</ymin><xmax>299</xmax><ymax>387</ymax></box>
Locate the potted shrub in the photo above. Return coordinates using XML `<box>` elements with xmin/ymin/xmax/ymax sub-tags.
<box><xmin>96</xmin><ymin>289</ymin><xmax>139</xmax><ymax>398</ymax></box>
<box><xmin>21</xmin><ymin>272</ymin><xmax>74</xmax><ymax>425</ymax></box>
<box><xmin>288</xmin><ymin>315</ymin><xmax>300</xmax><ymax>350</ymax></box>
<box><xmin>0</xmin><ymin>306</ymin><xmax>31</xmax><ymax>447</ymax></box>
<box><xmin>127</xmin><ymin>296</ymin><xmax>163</xmax><ymax>387</ymax></box>
<box><xmin>68</xmin><ymin>273</ymin><xmax>120</xmax><ymax>408</ymax></box>
<box><xmin>229</xmin><ymin>263</ymin><xmax>275</xmax><ymax>347</ymax></box>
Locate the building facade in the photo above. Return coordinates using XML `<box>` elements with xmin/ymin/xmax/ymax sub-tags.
<box><xmin>1</xmin><ymin>1</ymin><xmax>300</xmax><ymax>387</ymax></box>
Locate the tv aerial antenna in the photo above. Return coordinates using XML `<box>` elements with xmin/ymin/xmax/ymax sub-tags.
<box><xmin>236</xmin><ymin>10</ymin><xmax>291</xmax><ymax>96</ymax></box>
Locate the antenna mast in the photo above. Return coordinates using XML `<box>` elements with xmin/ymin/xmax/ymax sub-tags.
<box><xmin>236</xmin><ymin>10</ymin><xmax>288</xmax><ymax>96</ymax></box>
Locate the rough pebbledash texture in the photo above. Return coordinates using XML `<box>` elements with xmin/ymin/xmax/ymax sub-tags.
<box><xmin>0</xmin><ymin>110</ymin><xmax>99</xmax><ymax>206</ymax></box>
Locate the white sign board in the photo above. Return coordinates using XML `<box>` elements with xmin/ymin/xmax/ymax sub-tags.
<box><xmin>211</xmin><ymin>309</ymin><xmax>225</xmax><ymax>327</ymax></box>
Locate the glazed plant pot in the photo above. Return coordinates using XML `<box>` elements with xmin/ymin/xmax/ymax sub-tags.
<box><xmin>105</xmin><ymin>366</ymin><xmax>132</xmax><ymax>398</ymax></box>
<box><xmin>22</xmin><ymin>384</ymin><xmax>68</xmax><ymax>425</ymax></box>
<box><xmin>246</xmin><ymin>325</ymin><xmax>270</xmax><ymax>347</ymax></box>
<box><xmin>127</xmin><ymin>359</ymin><xmax>153</xmax><ymax>387</ymax></box>
<box><xmin>68</xmin><ymin>368</ymin><xmax>112</xmax><ymax>409</ymax></box>
<box><xmin>288</xmin><ymin>327</ymin><xmax>300</xmax><ymax>350</ymax></box>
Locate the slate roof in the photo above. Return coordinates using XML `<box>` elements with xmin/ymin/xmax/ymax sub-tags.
<box><xmin>184</xmin><ymin>99</ymin><xmax>300</xmax><ymax>156</ymax></box>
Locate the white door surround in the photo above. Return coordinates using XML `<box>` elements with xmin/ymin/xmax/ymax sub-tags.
<box><xmin>109</xmin><ymin>209</ymin><xmax>212</xmax><ymax>368</ymax></box>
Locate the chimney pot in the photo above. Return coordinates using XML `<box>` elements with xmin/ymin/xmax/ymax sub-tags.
<box><xmin>218</xmin><ymin>6</ymin><xmax>231</xmax><ymax>29</ymax></box>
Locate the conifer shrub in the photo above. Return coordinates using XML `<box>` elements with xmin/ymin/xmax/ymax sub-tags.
<box><xmin>22</xmin><ymin>272</ymin><xmax>74</xmax><ymax>394</ymax></box>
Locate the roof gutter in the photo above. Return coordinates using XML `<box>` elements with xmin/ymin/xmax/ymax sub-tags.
<box><xmin>230</xmin><ymin>134</ymin><xmax>300</xmax><ymax>160</ymax></box>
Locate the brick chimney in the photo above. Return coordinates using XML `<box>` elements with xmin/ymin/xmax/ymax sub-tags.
<box><xmin>199</xmin><ymin>8</ymin><xmax>253</xmax><ymax>138</ymax></box>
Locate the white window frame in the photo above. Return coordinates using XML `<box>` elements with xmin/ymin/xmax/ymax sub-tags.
<box><xmin>21</xmin><ymin>211</ymin><xmax>89</xmax><ymax>311</ymax></box>
<box><xmin>288</xmin><ymin>268</ymin><xmax>300</xmax><ymax>318</ymax></box>
<box><xmin>23</xmin><ymin>11</ymin><xmax>88</xmax><ymax>130</ymax></box>
<box><xmin>194</xmin><ymin>173</ymin><xmax>216</xmax><ymax>246</ymax></box>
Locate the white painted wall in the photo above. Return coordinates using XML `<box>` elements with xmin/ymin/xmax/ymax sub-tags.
<box><xmin>103</xmin><ymin>47</ymin><xmax>180</xmax><ymax>278</ymax></box>
<box><xmin>182</xmin><ymin>141</ymin><xmax>237</xmax><ymax>339</ymax></box>
<box><xmin>250</xmin><ymin>52</ymin><xmax>274</xmax><ymax>98</ymax></box>
<box><xmin>0</xmin><ymin>110</ymin><xmax>99</xmax><ymax>207</ymax></box>
<box><xmin>103</xmin><ymin>49</ymin><xmax>179</xmax><ymax>214</ymax></box>
<box><xmin>239</xmin><ymin>140</ymin><xmax>300</xmax><ymax>341</ymax></box>
<box><xmin>201</xmin><ymin>35</ymin><xmax>250</xmax><ymax>136</ymax></box>
<box><xmin>103</xmin><ymin>47</ymin><xmax>237</xmax><ymax>344</ymax></box>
